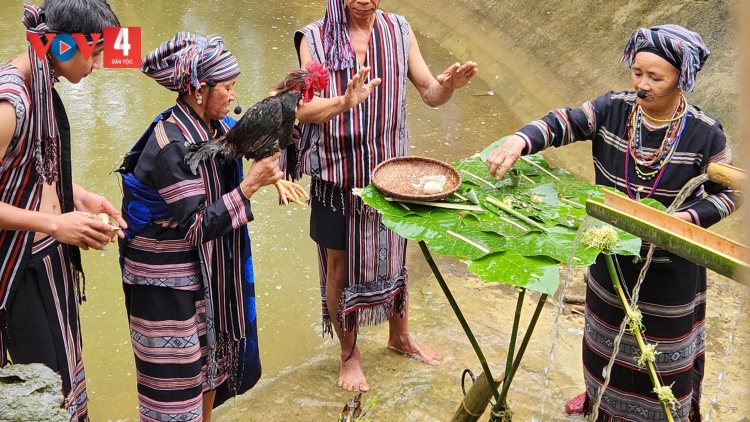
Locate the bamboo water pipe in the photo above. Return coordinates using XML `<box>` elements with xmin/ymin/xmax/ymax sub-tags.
<box><xmin>707</xmin><ymin>162</ymin><xmax>746</xmax><ymax>191</ymax></box>
<box><xmin>585</xmin><ymin>190</ymin><xmax>749</xmax><ymax>283</ymax></box>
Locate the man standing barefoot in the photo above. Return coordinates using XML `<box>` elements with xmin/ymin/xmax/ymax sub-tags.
<box><xmin>285</xmin><ymin>0</ymin><xmax>477</xmax><ymax>391</ymax></box>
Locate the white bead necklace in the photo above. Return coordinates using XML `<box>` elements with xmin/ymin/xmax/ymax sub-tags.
<box><xmin>642</xmin><ymin>118</ymin><xmax>669</xmax><ymax>131</ymax></box>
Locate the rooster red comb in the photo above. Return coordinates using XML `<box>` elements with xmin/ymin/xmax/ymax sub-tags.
<box><xmin>305</xmin><ymin>60</ymin><xmax>329</xmax><ymax>90</ymax></box>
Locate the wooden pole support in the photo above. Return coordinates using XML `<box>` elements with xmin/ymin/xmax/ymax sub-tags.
<box><xmin>451</xmin><ymin>371</ymin><xmax>506</xmax><ymax>422</ymax></box>
<box><xmin>707</xmin><ymin>163</ymin><xmax>746</xmax><ymax>191</ymax></box>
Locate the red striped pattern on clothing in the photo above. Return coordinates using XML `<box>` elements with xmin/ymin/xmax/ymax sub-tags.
<box><xmin>138</xmin><ymin>393</ymin><xmax>202</xmax><ymax>422</ymax></box>
<box><xmin>128</xmin><ymin>236</ymin><xmax>195</xmax><ymax>253</ymax></box>
<box><xmin>129</xmin><ymin>315</ymin><xmax>202</xmax><ymax>364</ymax></box>
<box><xmin>130</xmin><ymin>313</ymin><xmax>202</xmax><ymax>336</ymax></box>
<box><xmin>137</xmin><ymin>371</ymin><xmax>203</xmax><ymax>391</ymax></box>
<box><xmin>154</xmin><ymin>120</ymin><xmax>171</xmax><ymax>149</ymax></box>
<box><xmin>32</xmin><ymin>239</ymin><xmax>88</xmax><ymax>420</ymax></box>
<box><xmin>223</xmin><ymin>189</ymin><xmax>249</xmax><ymax>229</ymax></box>
<box><xmin>123</xmin><ymin>258</ymin><xmax>201</xmax><ymax>279</ymax></box>
<box><xmin>159</xmin><ymin>177</ymin><xmax>206</xmax><ymax>204</ymax></box>
<box><xmin>44</xmin><ymin>247</ymin><xmax>77</xmax><ymax>388</ymax></box>
<box><xmin>296</xmin><ymin>11</ymin><xmax>410</xmax><ymax>190</ymax></box>
<box><xmin>68</xmin><ymin>360</ymin><xmax>88</xmax><ymax>420</ymax></box>
<box><xmin>0</xmin><ymin>65</ymin><xmax>39</xmax><ymax>310</ymax></box>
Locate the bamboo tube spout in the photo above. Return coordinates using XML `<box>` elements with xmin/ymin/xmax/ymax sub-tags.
<box><xmin>707</xmin><ymin>163</ymin><xmax>746</xmax><ymax>191</ymax></box>
<box><xmin>450</xmin><ymin>371</ymin><xmax>506</xmax><ymax>422</ymax></box>
<box><xmin>585</xmin><ymin>190</ymin><xmax>749</xmax><ymax>283</ymax></box>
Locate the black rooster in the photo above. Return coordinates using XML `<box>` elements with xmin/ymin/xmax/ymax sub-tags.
<box><xmin>185</xmin><ymin>61</ymin><xmax>329</xmax><ymax>204</ymax></box>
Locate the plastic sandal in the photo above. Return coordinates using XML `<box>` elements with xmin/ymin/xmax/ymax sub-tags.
<box><xmin>565</xmin><ymin>392</ymin><xmax>586</xmax><ymax>415</ymax></box>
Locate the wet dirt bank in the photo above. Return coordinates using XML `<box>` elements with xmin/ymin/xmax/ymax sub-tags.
<box><xmin>387</xmin><ymin>0</ymin><xmax>739</xmax><ymax>152</ymax></box>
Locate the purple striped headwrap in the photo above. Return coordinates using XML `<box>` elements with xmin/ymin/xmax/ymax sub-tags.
<box><xmin>140</xmin><ymin>32</ymin><xmax>240</xmax><ymax>95</ymax></box>
<box><xmin>323</xmin><ymin>0</ymin><xmax>356</xmax><ymax>71</ymax></box>
<box><xmin>622</xmin><ymin>24</ymin><xmax>710</xmax><ymax>93</ymax></box>
<box><xmin>22</xmin><ymin>3</ymin><xmax>59</xmax><ymax>183</ymax></box>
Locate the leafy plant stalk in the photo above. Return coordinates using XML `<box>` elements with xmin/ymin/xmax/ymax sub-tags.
<box><xmin>492</xmin><ymin>291</ymin><xmax>548</xmax><ymax>421</ymax></box>
<box><xmin>519</xmin><ymin>156</ymin><xmax>561</xmax><ymax>181</ymax></box>
<box><xmin>417</xmin><ymin>241</ymin><xmax>500</xmax><ymax>401</ymax></box>
<box><xmin>486</xmin><ymin>195</ymin><xmax>549</xmax><ymax>233</ymax></box>
<box><xmin>558</xmin><ymin>196</ymin><xmax>585</xmax><ymax>209</ymax></box>
<box><xmin>509</xmin><ymin>169</ymin><xmax>522</xmax><ymax>187</ymax></box>
<box><xmin>604</xmin><ymin>254</ymin><xmax>675</xmax><ymax>422</ymax></box>
<box><xmin>460</xmin><ymin>169</ymin><xmax>497</xmax><ymax>189</ymax></box>
<box><xmin>497</xmin><ymin>289</ymin><xmax>524</xmax><ymax>411</ymax></box>
<box><xmin>446</xmin><ymin>230</ymin><xmax>490</xmax><ymax>254</ymax></box>
<box><xmin>386</xmin><ymin>197</ymin><xmax>486</xmax><ymax>212</ymax></box>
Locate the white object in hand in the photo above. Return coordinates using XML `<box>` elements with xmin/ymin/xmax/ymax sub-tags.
<box><xmin>96</xmin><ymin>213</ymin><xmax>111</xmax><ymax>224</ymax></box>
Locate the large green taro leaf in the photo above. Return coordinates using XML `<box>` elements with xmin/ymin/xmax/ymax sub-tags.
<box><xmin>512</xmin><ymin>223</ymin><xmax>642</xmax><ymax>266</ymax></box>
<box><xmin>467</xmin><ymin>250</ymin><xmax>560</xmax><ymax>296</ymax></box>
<box><xmin>379</xmin><ymin>210</ymin><xmax>507</xmax><ymax>261</ymax></box>
<box><xmin>359</xmin><ymin>148</ymin><xmax>646</xmax><ymax>295</ymax></box>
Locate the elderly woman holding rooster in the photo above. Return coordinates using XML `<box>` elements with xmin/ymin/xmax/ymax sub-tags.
<box><xmin>117</xmin><ymin>32</ymin><xmax>282</xmax><ymax>422</ymax></box>
<box><xmin>281</xmin><ymin>0</ymin><xmax>477</xmax><ymax>392</ymax></box>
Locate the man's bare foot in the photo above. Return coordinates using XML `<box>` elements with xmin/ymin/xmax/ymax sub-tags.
<box><xmin>386</xmin><ymin>334</ymin><xmax>441</xmax><ymax>365</ymax></box>
<box><xmin>339</xmin><ymin>346</ymin><xmax>369</xmax><ymax>391</ymax></box>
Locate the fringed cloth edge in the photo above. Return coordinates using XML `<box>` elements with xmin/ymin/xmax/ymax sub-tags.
<box><xmin>322</xmin><ymin>267</ymin><xmax>408</xmax><ymax>337</ymax></box>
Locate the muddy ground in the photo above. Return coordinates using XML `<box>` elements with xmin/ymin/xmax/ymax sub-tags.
<box><xmin>214</xmin><ymin>250</ymin><xmax>749</xmax><ymax>421</ymax></box>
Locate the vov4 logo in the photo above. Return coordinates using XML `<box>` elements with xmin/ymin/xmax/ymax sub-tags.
<box><xmin>27</xmin><ymin>27</ymin><xmax>141</xmax><ymax>68</ymax></box>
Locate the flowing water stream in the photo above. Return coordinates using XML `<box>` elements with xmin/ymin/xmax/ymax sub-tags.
<box><xmin>536</xmin><ymin>214</ymin><xmax>597</xmax><ymax>421</ymax></box>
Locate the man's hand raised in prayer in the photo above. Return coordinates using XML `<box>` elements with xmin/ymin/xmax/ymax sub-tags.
<box><xmin>436</xmin><ymin>61</ymin><xmax>478</xmax><ymax>90</ymax></box>
<box><xmin>343</xmin><ymin>66</ymin><xmax>382</xmax><ymax>108</ymax></box>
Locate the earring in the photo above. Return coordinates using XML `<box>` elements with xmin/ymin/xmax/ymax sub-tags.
<box><xmin>197</xmin><ymin>96</ymin><xmax>202</xmax><ymax>105</ymax></box>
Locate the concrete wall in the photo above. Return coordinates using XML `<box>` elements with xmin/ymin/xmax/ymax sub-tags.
<box><xmin>386</xmin><ymin>0</ymin><xmax>739</xmax><ymax>153</ymax></box>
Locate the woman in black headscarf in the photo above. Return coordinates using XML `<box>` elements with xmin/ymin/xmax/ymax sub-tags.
<box><xmin>486</xmin><ymin>25</ymin><xmax>739</xmax><ymax>422</ymax></box>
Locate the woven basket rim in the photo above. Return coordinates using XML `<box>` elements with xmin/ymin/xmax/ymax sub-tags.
<box><xmin>372</xmin><ymin>156</ymin><xmax>462</xmax><ymax>201</ymax></box>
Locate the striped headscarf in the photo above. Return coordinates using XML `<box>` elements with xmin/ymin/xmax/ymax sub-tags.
<box><xmin>622</xmin><ymin>24</ymin><xmax>710</xmax><ymax>93</ymax></box>
<box><xmin>323</xmin><ymin>0</ymin><xmax>356</xmax><ymax>71</ymax></box>
<box><xmin>22</xmin><ymin>3</ymin><xmax>59</xmax><ymax>183</ymax></box>
<box><xmin>140</xmin><ymin>32</ymin><xmax>240</xmax><ymax>95</ymax></box>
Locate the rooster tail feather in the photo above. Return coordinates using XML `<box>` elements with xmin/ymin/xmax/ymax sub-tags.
<box><xmin>184</xmin><ymin>140</ymin><xmax>228</xmax><ymax>175</ymax></box>
<box><xmin>283</xmin><ymin>126</ymin><xmax>301</xmax><ymax>182</ymax></box>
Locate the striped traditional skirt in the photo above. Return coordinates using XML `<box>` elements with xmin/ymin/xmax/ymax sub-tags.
<box><xmin>313</xmin><ymin>179</ymin><xmax>408</xmax><ymax>336</ymax></box>
<box><xmin>124</xmin><ymin>284</ymin><xmax>230</xmax><ymax>422</ymax></box>
<box><xmin>583</xmin><ymin>252</ymin><xmax>705</xmax><ymax>422</ymax></box>
<box><xmin>1</xmin><ymin>237</ymin><xmax>88</xmax><ymax>421</ymax></box>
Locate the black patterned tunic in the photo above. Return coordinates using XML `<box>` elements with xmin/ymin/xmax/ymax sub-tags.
<box><xmin>515</xmin><ymin>91</ymin><xmax>738</xmax><ymax>421</ymax></box>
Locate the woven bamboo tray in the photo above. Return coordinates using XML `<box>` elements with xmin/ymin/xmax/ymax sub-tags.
<box><xmin>372</xmin><ymin>157</ymin><xmax>461</xmax><ymax>201</ymax></box>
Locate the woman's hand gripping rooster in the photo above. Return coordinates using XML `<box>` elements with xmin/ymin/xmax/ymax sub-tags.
<box><xmin>186</xmin><ymin>61</ymin><xmax>330</xmax><ymax>205</ymax></box>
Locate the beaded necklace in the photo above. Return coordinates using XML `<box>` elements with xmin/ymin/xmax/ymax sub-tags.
<box><xmin>624</xmin><ymin>93</ymin><xmax>688</xmax><ymax>199</ymax></box>
<box><xmin>642</xmin><ymin>118</ymin><xmax>669</xmax><ymax>131</ymax></box>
